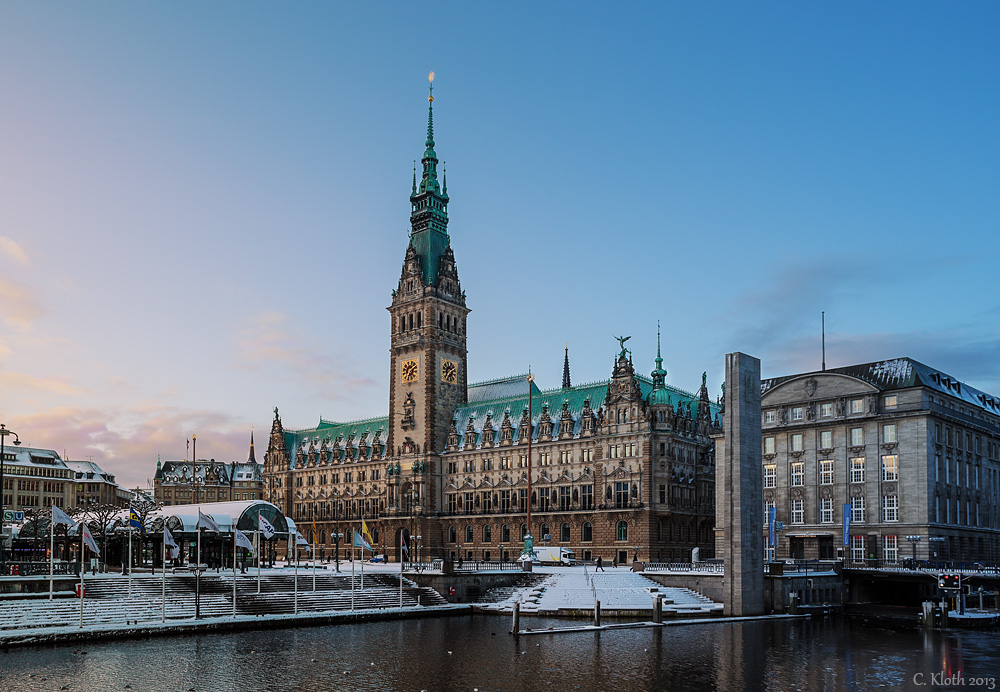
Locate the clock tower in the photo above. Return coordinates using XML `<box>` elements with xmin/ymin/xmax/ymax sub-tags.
<box><xmin>387</xmin><ymin>75</ymin><xmax>469</xmax><ymax>486</ymax></box>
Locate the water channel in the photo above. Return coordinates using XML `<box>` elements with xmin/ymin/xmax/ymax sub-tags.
<box><xmin>2</xmin><ymin>615</ymin><xmax>999</xmax><ymax>691</ymax></box>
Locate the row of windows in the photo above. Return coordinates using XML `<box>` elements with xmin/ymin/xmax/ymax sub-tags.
<box><xmin>764</xmin><ymin>395</ymin><xmax>897</xmax><ymax>424</ymax></box>
<box><xmin>446</xmin><ymin>486</ymin><xmax>597</xmax><ymax>513</ymax></box>
<box><xmin>765</xmin><ymin>495</ymin><xmax>899</xmax><ymax>525</ymax></box>
<box><xmin>447</xmin><ymin>449</ymin><xmax>595</xmax><ymax>474</ymax></box>
<box><xmin>848</xmin><ymin>534</ymin><xmax>900</xmax><ymax>562</ymax></box>
<box><xmin>447</xmin><ymin>520</ymin><xmax>631</xmax><ymax>544</ymax></box>
<box><xmin>763</xmin><ymin>455</ymin><xmax>899</xmax><ymax>487</ymax></box>
<box><xmin>764</xmin><ymin>425</ymin><xmax>897</xmax><ymax>454</ymax></box>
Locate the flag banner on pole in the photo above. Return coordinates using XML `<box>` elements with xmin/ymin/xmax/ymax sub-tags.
<box><xmin>362</xmin><ymin>520</ymin><xmax>373</xmax><ymax>545</ymax></box>
<box><xmin>234</xmin><ymin>528</ymin><xmax>255</xmax><ymax>555</ymax></box>
<box><xmin>82</xmin><ymin>523</ymin><xmax>100</xmax><ymax>555</ymax></box>
<box><xmin>164</xmin><ymin>526</ymin><xmax>180</xmax><ymax>559</ymax></box>
<box><xmin>259</xmin><ymin>515</ymin><xmax>275</xmax><ymax>539</ymax></box>
<box><xmin>312</xmin><ymin>517</ymin><xmax>318</xmax><ymax>544</ymax></box>
<box><xmin>295</xmin><ymin>531</ymin><xmax>310</xmax><ymax>547</ymax></box>
<box><xmin>401</xmin><ymin>533</ymin><xmax>409</xmax><ymax>560</ymax></box>
<box><xmin>129</xmin><ymin>508</ymin><xmax>146</xmax><ymax>534</ymax></box>
<box><xmin>842</xmin><ymin>504</ymin><xmax>851</xmax><ymax>547</ymax></box>
<box><xmin>353</xmin><ymin>529</ymin><xmax>372</xmax><ymax>551</ymax></box>
<box><xmin>198</xmin><ymin>511</ymin><xmax>221</xmax><ymax>532</ymax></box>
<box><xmin>52</xmin><ymin>505</ymin><xmax>77</xmax><ymax>528</ymax></box>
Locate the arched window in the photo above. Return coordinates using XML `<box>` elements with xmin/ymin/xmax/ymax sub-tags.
<box><xmin>483</xmin><ymin>525</ymin><xmax>492</xmax><ymax>543</ymax></box>
<box><xmin>502</xmin><ymin>524</ymin><xmax>510</xmax><ymax>542</ymax></box>
<box><xmin>448</xmin><ymin>526</ymin><xmax>457</xmax><ymax>543</ymax></box>
<box><xmin>561</xmin><ymin>523</ymin><xmax>570</xmax><ymax>542</ymax></box>
<box><xmin>540</xmin><ymin>523</ymin><xmax>549</xmax><ymax>540</ymax></box>
<box><xmin>616</xmin><ymin>520</ymin><xmax>628</xmax><ymax>542</ymax></box>
<box><xmin>520</xmin><ymin>524</ymin><xmax>528</xmax><ymax>540</ymax></box>
<box><xmin>465</xmin><ymin>525</ymin><xmax>474</xmax><ymax>543</ymax></box>
<box><xmin>416</xmin><ymin>312</ymin><xmax>421</xmax><ymax>328</ymax></box>
<box><xmin>582</xmin><ymin>522</ymin><xmax>592</xmax><ymax>542</ymax></box>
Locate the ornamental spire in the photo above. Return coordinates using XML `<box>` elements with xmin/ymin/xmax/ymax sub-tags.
<box><xmin>416</xmin><ymin>71</ymin><xmax>441</xmax><ymax>195</ymax></box>
<box><xmin>562</xmin><ymin>343</ymin><xmax>572</xmax><ymax>389</ymax></box>
<box><xmin>651</xmin><ymin>321</ymin><xmax>667</xmax><ymax>388</ymax></box>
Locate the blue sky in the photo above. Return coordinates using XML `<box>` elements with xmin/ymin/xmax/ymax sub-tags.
<box><xmin>0</xmin><ymin>3</ymin><xmax>997</xmax><ymax>488</ymax></box>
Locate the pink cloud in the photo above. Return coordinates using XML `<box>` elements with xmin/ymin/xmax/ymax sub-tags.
<box><xmin>8</xmin><ymin>406</ymin><xmax>255</xmax><ymax>491</ymax></box>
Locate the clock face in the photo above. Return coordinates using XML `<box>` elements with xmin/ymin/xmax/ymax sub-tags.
<box><xmin>401</xmin><ymin>359</ymin><xmax>419</xmax><ymax>383</ymax></box>
<box><xmin>441</xmin><ymin>359</ymin><xmax>458</xmax><ymax>384</ymax></box>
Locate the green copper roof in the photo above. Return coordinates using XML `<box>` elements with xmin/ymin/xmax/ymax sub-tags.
<box><xmin>284</xmin><ymin>414</ymin><xmax>390</xmax><ymax>469</ymax></box>
<box><xmin>408</xmin><ymin>92</ymin><xmax>451</xmax><ymax>286</ymax></box>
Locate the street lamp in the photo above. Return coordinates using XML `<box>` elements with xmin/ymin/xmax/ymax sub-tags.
<box><xmin>905</xmin><ymin>535</ymin><xmax>922</xmax><ymax>566</ymax></box>
<box><xmin>0</xmin><ymin>424</ymin><xmax>22</xmax><ymax>567</ymax></box>
<box><xmin>332</xmin><ymin>531</ymin><xmax>344</xmax><ymax>572</ymax></box>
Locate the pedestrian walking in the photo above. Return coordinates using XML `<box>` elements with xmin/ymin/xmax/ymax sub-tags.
<box><xmin>596</xmin><ymin>556</ymin><xmax>604</xmax><ymax>572</ymax></box>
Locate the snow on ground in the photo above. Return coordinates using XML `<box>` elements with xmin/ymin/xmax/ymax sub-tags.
<box><xmin>479</xmin><ymin>565</ymin><xmax>722</xmax><ymax>615</ymax></box>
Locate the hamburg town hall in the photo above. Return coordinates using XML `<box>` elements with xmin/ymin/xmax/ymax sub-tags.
<box><xmin>263</xmin><ymin>81</ymin><xmax>722</xmax><ymax>566</ymax></box>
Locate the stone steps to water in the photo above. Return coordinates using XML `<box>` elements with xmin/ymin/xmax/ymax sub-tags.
<box><xmin>0</xmin><ymin>572</ymin><xmax>445</xmax><ymax>631</ymax></box>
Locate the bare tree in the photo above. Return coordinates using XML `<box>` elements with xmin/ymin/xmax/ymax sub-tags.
<box><xmin>83</xmin><ymin>502</ymin><xmax>122</xmax><ymax>566</ymax></box>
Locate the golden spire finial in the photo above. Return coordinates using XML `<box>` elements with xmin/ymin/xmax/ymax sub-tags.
<box><xmin>428</xmin><ymin>71</ymin><xmax>435</xmax><ymax>103</ymax></box>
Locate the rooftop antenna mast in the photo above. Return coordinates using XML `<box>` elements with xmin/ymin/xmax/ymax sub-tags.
<box><xmin>821</xmin><ymin>311</ymin><xmax>826</xmax><ymax>371</ymax></box>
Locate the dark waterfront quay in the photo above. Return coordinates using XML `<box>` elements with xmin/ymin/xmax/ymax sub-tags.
<box><xmin>2</xmin><ymin>615</ymin><xmax>999</xmax><ymax>692</ymax></box>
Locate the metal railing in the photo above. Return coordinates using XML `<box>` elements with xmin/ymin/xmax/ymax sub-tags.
<box><xmin>451</xmin><ymin>559</ymin><xmax>521</xmax><ymax>572</ymax></box>
<box><xmin>1</xmin><ymin>561</ymin><xmax>82</xmax><ymax>577</ymax></box>
<box><xmin>844</xmin><ymin>559</ymin><xmax>1000</xmax><ymax>574</ymax></box>
<box><xmin>643</xmin><ymin>562</ymin><xmax>724</xmax><ymax>574</ymax></box>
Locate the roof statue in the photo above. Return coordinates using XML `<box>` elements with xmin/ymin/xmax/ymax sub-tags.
<box><xmin>613</xmin><ymin>334</ymin><xmax>631</xmax><ymax>358</ymax></box>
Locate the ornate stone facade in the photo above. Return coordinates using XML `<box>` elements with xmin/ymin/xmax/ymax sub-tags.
<box><xmin>262</xmin><ymin>89</ymin><xmax>721</xmax><ymax>563</ymax></box>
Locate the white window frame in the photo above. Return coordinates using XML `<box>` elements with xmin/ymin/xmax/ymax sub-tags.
<box><xmin>883</xmin><ymin>394</ymin><xmax>898</xmax><ymax>409</ymax></box>
<box><xmin>883</xmin><ymin>534</ymin><xmax>898</xmax><ymax>561</ymax></box>
<box><xmin>850</xmin><ymin>458</ymin><xmax>865</xmax><ymax>484</ymax></box>
<box><xmin>882</xmin><ymin>495</ymin><xmax>898</xmax><ymax>522</ymax></box>
<box><xmin>763</xmin><ymin>498</ymin><xmax>776</xmax><ymax>528</ymax></box>
<box><xmin>851</xmin><ymin>496</ymin><xmax>866</xmax><ymax>523</ymax></box>
<box><xmin>763</xmin><ymin>436</ymin><xmax>775</xmax><ymax>455</ymax></box>
<box><xmin>763</xmin><ymin>465</ymin><xmax>776</xmax><ymax>489</ymax></box>
<box><xmin>791</xmin><ymin>434</ymin><xmax>804</xmax><ymax>452</ymax></box>
<box><xmin>881</xmin><ymin>455</ymin><xmax>898</xmax><ymax>482</ymax></box>
<box><xmin>764</xmin><ymin>410</ymin><xmax>776</xmax><ymax>424</ymax></box>
<box><xmin>790</xmin><ymin>499</ymin><xmax>804</xmax><ymax>524</ymax></box>
<box><xmin>791</xmin><ymin>407</ymin><xmax>804</xmax><ymax>421</ymax></box>
<box><xmin>820</xmin><ymin>403</ymin><xmax>833</xmax><ymax>417</ymax></box>
<box><xmin>882</xmin><ymin>424</ymin><xmax>897</xmax><ymax>444</ymax></box>
<box><xmin>820</xmin><ymin>497</ymin><xmax>834</xmax><ymax>523</ymax></box>
<box><xmin>850</xmin><ymin>535</ymin><xmax>865</xmax><ymax>562</ymax></box>
<box><xmin>790</xmin><ymin>462</ymin><xmax>804</xmax><ymax>487</ymax></box>
<box><xmin>819</xmin><ymin>460</ymin><xmax>834</xmax><ymax>485</ymax></box>
<box><xmin>850</xmin><ymin>427</ymin><xmax>864</xmax><ymax>446</ymax></box>
<box><xmin>850</xmin><ymin>398</ymin><xmax>864</xmax><ymax>414</ymax></box>
<box><xmin>820</xmin><ymin>430</ymin><xmax>833</xmax><ymax>449</ymax></box>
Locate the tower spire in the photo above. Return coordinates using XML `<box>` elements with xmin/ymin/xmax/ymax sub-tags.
<box><xmin>651</xmin><ymin>320</ymin><xmax>667</xmax><ymax>388</ymax></box>
<box><xmin>248</xmin><ymin>427</ymin><xmax>257</xmax><ymax>464</ymax></box>
<box><xmin>562</xmin><ymin>343</ymin><xmax>572</xmax><ymax>389</ymax></box>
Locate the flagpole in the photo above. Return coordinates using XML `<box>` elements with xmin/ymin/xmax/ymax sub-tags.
<box><xmin>256</xmin><ymin>511</ymin><xmax>261</xmax><ymax>595</ymax></box>
<box><xmin>293</xmin><ymin>540</ymin><xmax>298</xmax><ymax>615</ymax></box>
<box><xmin>232</xmin><ymin>530</ymin><xmax>237</xmax><ymax>618</ymax></box>
<box><xmin>49</xmin><ymin>507</ymin><xmax>55</xmax><ymax>601</ymax></box>
<box><xmin>195</xmin><ymin>518</ymin><xmax>201</xmax><ymax>620</ymax></box>
<box><xmin>399</xmin><ymin>539</ymin><xmax>403</xmax><ymax>608</ymax></box>
<box><xmin>79</xmin><ymin>535</ymin><xmax>85</xmax><ymax>629</ymax></box>
<box><xmin>161</xmin><ymin>530</ymin><xmax>166</xmax><ymax>623</ymax></box>
<box><xmin>351</xmin><ymin>535</ymin><xmax>355</xmax><ymax>611</ymax></box>
<box><xmin>128</xmin><ymin>524</ymin><xmax>133</xmax><ymax>599</ymax></box>
<box><xmin>312</xmin><ymin>540</ymin><xmax>316</xmax><ymax>592</ymax></box>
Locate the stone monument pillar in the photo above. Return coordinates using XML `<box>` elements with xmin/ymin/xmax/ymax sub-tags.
<box><xmin>715</xmin><ymin>352</ymin><xmax>764</xmax><ymax>616</ymax></box>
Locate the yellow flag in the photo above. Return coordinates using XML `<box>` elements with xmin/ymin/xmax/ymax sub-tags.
<box><xmin>362</xmin><ymin>519</ymin><xmax>373</xmax><ymax>544</ymax></box>
<box><xmin>311</xmin><ymin>516</ymin><xmax>317</xmax><ymax>543</ymax></box>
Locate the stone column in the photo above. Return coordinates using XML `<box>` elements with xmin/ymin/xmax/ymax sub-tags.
<box><xmin>715</xmin><ymin>352</ymin><xmax>764</xmax><ymax>616</ymax></box>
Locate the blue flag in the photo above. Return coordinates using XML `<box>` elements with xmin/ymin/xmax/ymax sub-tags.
<box><xmin>353</xmin><ymin>529</ymin><xmax>372</xmax><ymax>551</ymax></box>
<box><xmin>129</xmin><ymin>509</ymin><xmax>146</xmax><ymax>534</ymax></box>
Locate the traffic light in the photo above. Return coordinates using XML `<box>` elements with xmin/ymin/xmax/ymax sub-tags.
<box><xmin>939</xmin><ymin>574</ymin><xmax>961</xmax><ymax>590</ymax></box>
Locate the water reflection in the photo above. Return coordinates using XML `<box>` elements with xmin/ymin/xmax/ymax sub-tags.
<box><xmin>1</xmin><ymin>616</ymin><xmax>999</xmax><ymax>692</ymax></box>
